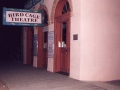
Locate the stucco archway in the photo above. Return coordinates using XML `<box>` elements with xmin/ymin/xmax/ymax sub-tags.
<box><xmin>50</xmin><ymin>0</ymin><xmax>73</xmax><ymax>24</ymax></box>
<box><xmin>53</xmin><ymin>0</ymin><xmax>71</xmax><ymax>74</ymax></box>
<box><xmin>37</xmin><ymin>5</ymin><xmax>49</xmax><ymax>68</ymax></box>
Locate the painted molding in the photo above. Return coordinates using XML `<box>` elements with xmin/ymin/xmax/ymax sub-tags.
<box><xmin>24</xmin><ymin>0</ymin><xmax>44</xmax><ymax>9</ymax></box>
<box><xmin>38</xmin><ymin>4</ymin><xmax>50</xmax><ymax>25</ymax></box>
<box><xmin>50</xmin><ymin>0</ymin><xmax>73</xmax><ymax>24</ymax></box>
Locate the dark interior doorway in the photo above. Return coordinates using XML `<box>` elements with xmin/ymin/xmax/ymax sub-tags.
<box><xmin>0</xmin><ymin>0</ymin><xmax>27</xmax><ymax>63</ymax></box>
<box><xmin>0</xmin><ymin>26</ymin><xmax>22</xmax><ymax>63</ymax></box>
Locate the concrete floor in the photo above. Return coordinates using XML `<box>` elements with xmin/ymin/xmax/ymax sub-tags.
<box><xmin>0</xmin><ymin>61</ymin><xmax>120</xmax><ymax>90</ymax></box>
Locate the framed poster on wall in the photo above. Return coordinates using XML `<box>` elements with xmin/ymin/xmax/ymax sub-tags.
<box><xmin>48</xmin><ymin>31</ymin><xmax>54</xmax><ymax>58</ymax></box>
<box><xmin>33</xmin><ymin>34</ymin><xmax>38</xmax><ymax>56</ymax></box>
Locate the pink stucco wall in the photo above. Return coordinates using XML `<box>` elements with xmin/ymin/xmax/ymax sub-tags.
<box><xmin>24</xmin><ymin>0</ymin><xmax>120</xmax><ymax>81</ymax></box>
<box><xmin>80</xmin><ymin>0</ymin><xmax>120</xmax><ymax>81</ymax></box>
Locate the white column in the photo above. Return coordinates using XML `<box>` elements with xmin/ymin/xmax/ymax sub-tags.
<box><xmin>33</xmin><ymin>27</ymin><xmax>38</xmax><ymax>67</ymax></box>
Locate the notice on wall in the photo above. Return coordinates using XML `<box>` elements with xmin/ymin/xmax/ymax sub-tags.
<box><xmin>48</xmin><ymin>31</ymin><xmax>54</xmax><ymax>58</ymax></box>
<box><xmin>33</xmin><ymin>34</ymin><xmax>38</xmax><ymax>56</ymax></box>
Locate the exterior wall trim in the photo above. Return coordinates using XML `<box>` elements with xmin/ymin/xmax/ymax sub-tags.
<box><xmin>50</xmin><ymin>0</ymin><xmax>73</xmax><ymax>24</ymax></box>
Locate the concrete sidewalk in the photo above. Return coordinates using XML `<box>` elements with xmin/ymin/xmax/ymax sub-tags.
<box><xmin>0</xmin><ymin>79</ymin><xmax>8</xmax><ymax>90</ymax></box>
<box><xmin>0</xmin><ymin>62</ymin><xmax>120</xmax><ymax>90</ymax></box>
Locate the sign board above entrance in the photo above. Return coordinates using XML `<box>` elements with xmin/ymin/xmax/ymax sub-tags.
<box><xmin>3</xmin><ymin>7</ymin><xmax>44</xmax><ymax>26</ymax></box>
<box><xmin>25</xmin><ymin>0</ymin><xmax>44</xmax><ymax>9</ymax></box>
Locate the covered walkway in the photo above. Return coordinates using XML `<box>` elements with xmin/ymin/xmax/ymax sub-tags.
<box><xmin>0</xmin><ymin>61</ymin><xmax>119</xmax><ymax>90</ymax></box>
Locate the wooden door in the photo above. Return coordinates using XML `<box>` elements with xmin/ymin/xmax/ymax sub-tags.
<box><xmin>38</xmin><ymin>27</ymin><xmax>48</xmax><ymax>68</ymax></box>
<box><xmin>54</xmin><ymin>13</ymin><xmax>70</xmax><ymax>73</ymax></box>
<box><xmin>38</xmin><ymin>27</ymin><xmax>43</xmax><ymax>67</ymax></box>
<box><xmin>26</xmin><ymin>27</ymin><xmax>33</xmax><ymax>64</ymax></box>
<box><xmin>60</xmin><ymin>21</ymin><xmax>70</xmax><ymax>73</ymax></box>
<box><xmin>43</xmin><ymin>32</ymin><xmax>48</xmax><ymax>68</ymax></box>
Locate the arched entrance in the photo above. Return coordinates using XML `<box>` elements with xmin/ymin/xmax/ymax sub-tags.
<box><xmin>38</xmin><ymin>9</ymin><xmax>48</xmax><ymax>68</ymax></box>
<box><xmin>54</xmin><ymin>0</ymin><xmax>71</xmax><ymax>74</ymax></box>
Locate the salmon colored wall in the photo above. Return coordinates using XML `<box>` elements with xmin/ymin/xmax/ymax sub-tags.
<box><xmin>80</xmin><ymin>0</ymin><xmax>120</xmax><ymax>81</ymax></box>
<box><xmin>29</xmin><ymin>3</ymin><xmax>40</xmax><ymax>67</ymax></box>
<box><xmin>70</xmin><ymin>0</ymin><xmax>81</xmax><ymax>80</ymax></box>
<box><xmin>33</xmin><ymin>28</ymin><xmax>38</xmax><ymax>67</ymax></box>
<box><xmin>23</xmin><ymin>0</ymin><xmax>120</xmax><ymax>81</ymax></box>
<box><xmin>44</xmin><ymin>0</ymin><xmax>55</xmax><ymax>72</ymax></box>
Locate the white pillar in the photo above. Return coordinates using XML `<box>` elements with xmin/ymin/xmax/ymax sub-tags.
<box><xmin>33</xmin><ymin>27</ymin><xmax>38</xmax><ymax>67</ymax></box>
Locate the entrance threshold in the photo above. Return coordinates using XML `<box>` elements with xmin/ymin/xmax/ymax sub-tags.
<box><xmin>56</xmin><ymin>71</ymin><xmax>69</xmax><ymax>76</ymax></box>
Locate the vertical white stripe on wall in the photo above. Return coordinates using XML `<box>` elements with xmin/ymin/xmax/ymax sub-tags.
<box><xmin>43</xmin><ymin>0</ymin><xmax>55</xmax><ymax>72</ymax></box>
<box><xmin>33</xmin><ymin>27</ymin><xmax>38</xmax><ymax>67</ymax></box>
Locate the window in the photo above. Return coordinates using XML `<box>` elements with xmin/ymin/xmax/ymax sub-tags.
<box><xmin>62</xmin><ymin>1</ymin><xmax>70</xmax><ymax>14</ymax></box>
<box><xmin>62</xmin><ymin>22</ymin><xmax>67</xmax><ymax>44</ymax></box>
<box><xmin>43</xmin><ymin>10</ymin><xmax>48</xmax><ymax>25</ymax></box>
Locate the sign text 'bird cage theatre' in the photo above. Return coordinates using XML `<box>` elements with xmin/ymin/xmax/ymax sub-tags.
<box><xmin>3</xmin><ymin>7</ymin><xmax>44</xmax><ymax>26</ymax></box>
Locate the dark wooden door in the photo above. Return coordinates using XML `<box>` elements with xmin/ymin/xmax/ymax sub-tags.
<box><xmin>26</xmin><ymin>27</ymin><xmax>33</xmax><ymax>64</ymax></box>
<box><xmin>38</xmin><ymin>27</ymin><xmax>48</xmax><ymax>68</ymax></box>
<box><xmin>38</xmin><ymin>27</ymin><xmax>43</xmax><ymax>67</ymax></box>
<box><xmin>43</xmin><ymin>32</ymin><xmax>48</xmax><ymax>68</ymax></box>
<box><xmin>54</xmin><ymin>13</ymin><xmax>70</xmax><ymax>73</ymax></box>
<box><xmin>60</xmin><ymin>21</ymin><xmax>70</xmax><ymax>73</ymax></box>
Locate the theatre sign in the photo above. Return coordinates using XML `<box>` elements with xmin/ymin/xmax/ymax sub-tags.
<box><xmin>3</xmin><ymin>7</ymin><xmax>44</xmax><ymax>26</ymax></box>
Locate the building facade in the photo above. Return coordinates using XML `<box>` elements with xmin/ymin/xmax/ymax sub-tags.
<box><xmin>23</xmin><ymin>0</ymin><xmax>120</xmax><ymax>81</ymax></box>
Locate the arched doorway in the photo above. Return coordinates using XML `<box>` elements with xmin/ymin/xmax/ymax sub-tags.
<box><xmin>54</xmin><ymin>0</ymin><xmax>71</xmax><ymax>74</ymax></box>
<box><xmin>38</xmin><ymin>10</ymin><xmax>48</xmax><ymax>68</ymax></box>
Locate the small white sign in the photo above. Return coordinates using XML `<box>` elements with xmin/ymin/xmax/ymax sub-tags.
<box><xmin>6</xmin><ymin>11</ymin><xmax>42</xmax><ymax>24</ymax></box>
